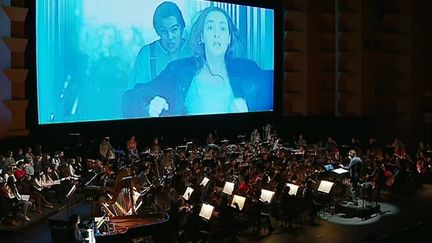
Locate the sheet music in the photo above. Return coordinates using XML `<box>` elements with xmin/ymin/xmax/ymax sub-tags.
<box><xmin>222</xmin><ymin>182</ymin><xmax>234</xmax><ymax>195</ymax></box>
<box><xmin>317</xmin><ymin>180</ymin><xmax>334</xmax><ymax>194</ymax></box>
<box><xmin>259</xmin><ymin>189</ymin><xmax>275</xmax><ymax>203</ymax></box>
<box><xmin>286</xmin><ymin>183</ymin><xmax>300</xmax><ymax>196</ymax></box>
<box><xmin>332</xmin><ymin>168</ymin><xmax>349</xmax><ymax>174</ymax></box>
<box><xmin>182</xmin><ymin>187</ymin><xmax>194</xmax><ymax>200</ymax></box>
<box><xmin>200</xmin><ymin>177</ymin><xmax>210</xmax><ymax>187</ymax></box>
<box><xmin>199</xmin><ymin>203</ymin><xmax>214</xmax><ymax>220</ymax></box>
<box><xmin>231</xmin><ymin>195</ymin><xmax>246</xmax><ymax>210</ymax></box>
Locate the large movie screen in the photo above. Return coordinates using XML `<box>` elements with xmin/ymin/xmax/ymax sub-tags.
<box><xmin>36</xmin><ymin>0</ymin><xmax>274</xmax><ymax>124</ymax></box>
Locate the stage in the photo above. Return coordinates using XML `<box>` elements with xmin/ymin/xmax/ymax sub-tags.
<box><xmin>319</xmin><ymin>200</ymin><xmax>400</xmax><ymax>226</ymax></box>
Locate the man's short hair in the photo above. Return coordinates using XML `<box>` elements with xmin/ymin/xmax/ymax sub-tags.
<box><xmin>349</xmin><ymin>150</ymin><xmax>356</xmax><ymax>158</ymax></box>
<box><xmin>153</xmin><ymin>2</ymin><xmax>185</xmax><ymax>34</ymax></box>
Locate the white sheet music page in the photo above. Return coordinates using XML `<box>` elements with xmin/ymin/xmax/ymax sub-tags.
<box><xmin>286</xmin><ymin>183</ymin><xmax>300</xmax><ymax>196</ymax></box>
<box><xmin>259</xmin><ymin>189</ymin><xmax>275</xmax><ymax>203</ymax></box>
<box><xmin>183</xmin><ymin>187</ymin><xmax>194</xmax><ymax>200</ymax></box>
<box><xmin>317</xmin><ymin>180</ymin><xmax>334</xmax><ymax>194</ymax></box>
<box><xmin>200</xmin><ymin>177</ymin><xmax>210</xmax><ymax>187</ymax></box>
<box><xmin>333</xmin><ymin>168</ymin><xmax>349</xmax><ymax>174</ymax></box>
<box><xmin>231</xmin><ymin>195</ymin><xmax>246</xmax><ymax>210</ymax></box>
<box><xmin>222</xmin><ymin>182</ymin><xmax>235</xmax><ymax>195</ymax></box>
<box><xmin>199</xmin><ymin>203</ymin><xmax>214</xmax><ymax>220</ymax></box>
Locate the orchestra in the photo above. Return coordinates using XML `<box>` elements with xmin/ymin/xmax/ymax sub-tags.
<box><xmin>1</xmin><ymin>128</ymin><xmax>431</xmax><ymax>242</ymax></box>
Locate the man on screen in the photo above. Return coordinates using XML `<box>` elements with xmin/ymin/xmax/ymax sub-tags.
<box><xmin>122</xmin><ymin>6</ymin><xmax>273</xmax><ymax>118</ymax></box>
<box><xmin>130</xmin><ymin>1</ymin><xmax>191</xmax><ymax>88</ymax></box>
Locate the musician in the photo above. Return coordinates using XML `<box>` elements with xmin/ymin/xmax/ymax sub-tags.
<box><xmin>262</xmin><ymin>124</ymin><xmax>272</xmax><ymax>142</ymax></box>
<box><xmin>126</xmin><ymin>135</ymin><xmax>138</xmax><ymax>157</ymax></box>
<box><xmin>325</xmin><ymin>136</ymin><xmax>338</xmax><ymax>154</ymax></box>
<box><xmin>151</xmin><ymin>137</ymin><xmax>162</xmax><ymax>153</ymax></box>
<box><xmin>206</xmin><ymin>132</ymin><xmax>216</xmax><ymax>145</ymax></box>
<box><xmin>365</xmin><ymin>160</ymin><xmax>385</xmax><ymax>201</ymax></box>
<box><xmin>391</xmin><ymin>138</ymin><xmax>406</xmax><ymax>158</ymax></box>
<box><xmin>341</xmin><ymin>150</ymin><xmax>362</xmax><ymax>204</ymax></box>
<box><xmin>250</xmin><ymin>128</ymin><xmax>261</xmax><ymax>143</ymax></box>
<box><xmin>23</xmin><ymin>156</ymin><xmax>35</xmax><ymax>178</ymax></box>
<box><xmin>0</xmin><ymin>155</ymin><xmax>7</xmax><ymax>175</ymax></box>
<box><xmin>19</xmin><ymin>175</ymin><xmax>53</xmax><ymax>214</ymax></box>
<box><xmin>14</xmin><ymin>160</ymin><xmax>27</xmax><ymax>182</ymax></box>
<box><xmin>138</xmin><ymin>165</ymin><xmax>152</xmax><ymax>187</ymax></box>
<box><xmin>297</xmin><ymin>134</ymin><xmax>307</xmax><ymax>148</ymax></box>
<box><xmin>68</xmin><ymin>214</ymin><xmax>86</xmax><ymax>243</ymax></box>
<box><xmin>302</xmin><ymin>179</ymin><xmax>319</xmax><ymax>224</ymax></box>
<box><xmin>4</xmin><ymin>150</ymin><xmax>15</xmax><ymax>168</ymax></box>
<box><xmin>99</xmin><ymin>137</ymin><xmax>114</xmax><ymax>163</ymax></box>
<box><xmin>5</xmin><ymin>176</ymin><xmax>33</xmax><ymax>221</ymax></box>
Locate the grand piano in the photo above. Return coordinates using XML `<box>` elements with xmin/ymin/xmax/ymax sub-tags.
<box><xmin>94</xmin><ymin>168</ymin><xmax>170</xmax><ymax>242</ymax></box>
<box><xmin>93</xmin><ymin>213</ymin><xmax>169</xmax><ymax>243</ymax></box>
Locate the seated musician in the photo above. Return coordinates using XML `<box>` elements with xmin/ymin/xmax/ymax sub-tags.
<box><xmin>42</xmin><ymin>166</ymin><xmax>66</xmax><ymax>203</ymax></box>
<box><xmin>215</xmin><ymin>195</ymin><xmax>240</xmax><ymax>240</ymax></box>
<box><xmin>302</xmin><ymin>179</ymin><xmax>319</xmax><ymax>224</ymax></box>
<box><xmin>68</xmin><ymin>214</ymin><xmax>86</xmax><ymax>243</ymax></box>
<box><xmin>126</xmin><ymin>135</ymin><xmax>138</xmax><ymax>157</ymax></box>
<box><xmin>14</xmin><ymin>160</ymin><xmax>27</xmax><ymax>182</ymax></box>
<box><xmin>365</xmin><ymin>160</ymin><xmax>385</xmax><ymax>201</ymax></box>
<box><xmin>19</xmin><ymin>174</ymin><xmax>54</xmax><ymax>214</ymax></box>
<box><xmin>250</xmin><ymin>128</ymin><xmax>261</xmax><ymax>143</ymax></box>
<box><xmin>279</xmin><ymin>186</ymin><xmax>299</xmax><ymax>229</ymax></box>
<box><xmin>138</xmin><ymin>165</ymin><xmax>151</xmax><ymax>187</ymax></box>
<box><xmin>248</xmin><ymin>190</ymin><xmax>274</xmax><ymax>234</ymax></box>
<box><xmin>151</xmin><ymin>137</ymin><xmax>162</xmax><ymax>153</ymax></box>
<box><xmin>0</xmin><ymin>177</ymin><xmax>20</xmax><ymax>226</ymax></box>
<box><xmin>5</xmin><ymin>176</ymin><xmax>33</xmax><ymax>222</ymax></box>
<box><xmin>99</xmin><ymin>137</ymin><xmax>114</xmax><ymax>164</ymax></box>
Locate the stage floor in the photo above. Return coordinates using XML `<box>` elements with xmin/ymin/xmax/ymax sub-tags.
<box><xmin>2</xmin><ymin>184</ymin><xmax>432</xmax><ymax>243</ymax></box>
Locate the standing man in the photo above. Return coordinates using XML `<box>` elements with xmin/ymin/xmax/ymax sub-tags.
<box><xmin>342</xmin><ymin>150</ymin><xmax>362</xmax><ymax>204</ymax></box>
<box><xmin>131</xmin><ymin>1</ymin><xmax>191</xmax><ymax>88</ymax></box>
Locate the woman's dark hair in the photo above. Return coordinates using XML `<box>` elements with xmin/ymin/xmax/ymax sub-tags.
<box><xmin>190</xmin><ymin>7</ymin><xmax>242</xmax><ymax>62</ymax></box>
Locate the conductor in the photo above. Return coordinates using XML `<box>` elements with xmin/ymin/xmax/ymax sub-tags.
<box><xmin>341</xmin><ymin>150</ymin><xmax>362</xmax><ymax>204</ymax></box>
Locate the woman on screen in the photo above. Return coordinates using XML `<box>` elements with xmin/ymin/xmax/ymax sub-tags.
<box><xmin>122</xmin><ymin>6</ymin><xmax>273</xmax><ymax>118</ymax></box>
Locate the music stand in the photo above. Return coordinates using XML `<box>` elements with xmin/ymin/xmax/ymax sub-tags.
<box><xmin>199</xmin><ymin>203</ymin><xmax>214</xmax><ymax>220</ymax></box>
<box><xmin>259</xmin><ymin>189</ymin><xmax>275</xmax><ymax>203</ymax></box>
<box><xmin>222</xmin><ymin>182</ymin><xmax>235</xmax><ymax>195</ymax></box>
<box><xmin>183</xmin><ymin>187</ymin><xmax>194</xmax><ymax>201</ymax></box>
<box><xmin>286</xmin><ymin>183</ymin><xmax>300</xmax><ymax>196</ymax></box>
<box><xmin>65</xmin><ymin>184</ymin><xmax>77</xmax><ymax>217</ymax></box>
<box><xmin>231</xmin><ymin>194</ymin><xmax>246</xmax><ymax>210</ymax></box>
